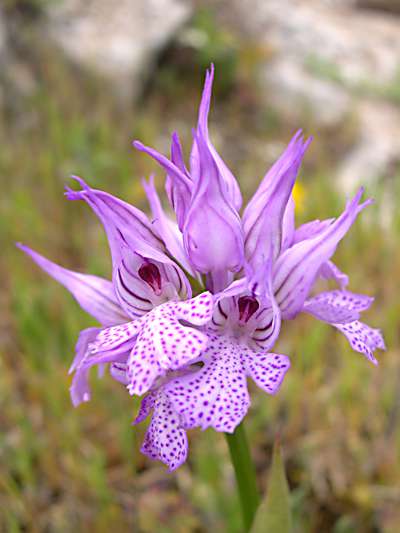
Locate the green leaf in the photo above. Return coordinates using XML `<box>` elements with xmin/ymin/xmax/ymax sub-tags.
<box><xmin>250</xmin><ymin>440</ymin><xmax>292</xmax><ymax>533</ymax></box>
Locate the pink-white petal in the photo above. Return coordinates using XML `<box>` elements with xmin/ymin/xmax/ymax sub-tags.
<box><xmin>303</xmin><ymin>290</ymin><xmax>373</xmax><ymax>324</ymax></box>
<box><xmin>126</xmin><ymin>294</ymin><xmax>212</xmax><ymax>396</ymax></box>
<box><xmin>333</xmin><ymin>320</ymin><xmax>385</xmax><ymax>365</ymax></box>
<box><xmin>173</xmin><ymin>292</ymin><xmax>214</xmax><ymax>325</ymax></box>
<box><xmin>245</xmin><ymin>352</ymin><xmax>290</xmax><ymax>395</ymax></box>
<box><xmin>90</xmin><ymin>320</ymin><xmax>142</xmax><ymax>356</ymax></box>
<box><xmin>140</xmin><ymin>391</ymin><xmax>188</xmax><ymax>471</ymax></box>
<box><xmin>133</xmin><ymin>390</ymin><xmax>158</xmax><ymax>424</ymax></box>
<box><xmin>166</xmin><ymin>335</ymin><xmax>250</xmax><ymax>433</ymax></box>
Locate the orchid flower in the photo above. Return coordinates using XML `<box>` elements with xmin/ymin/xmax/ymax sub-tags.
<box><xmin>20</xmin><ymin>65</ymin><xmax>384</xmax><ymax>479</ymax></box>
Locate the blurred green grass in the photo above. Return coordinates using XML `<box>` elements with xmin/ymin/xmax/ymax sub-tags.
<box><xmin>1</xmin><ymin>19</ymin><xmax>400</xmax><ymax>533</ymax></box>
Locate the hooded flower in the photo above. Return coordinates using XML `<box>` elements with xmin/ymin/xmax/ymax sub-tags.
<box><xmin>20</xmin><ymin>65</ymin><xmax>385</xmax><ymax>471</ymax></box>
<box><xmin>164</xmin><ymin>261</ymin><xmax>290</xmax><ymax>433</ymax></box>
<box><xmin>133</xmin><ymin>65</ymin><xmax>244</xmax><ymax>291</ymax></box>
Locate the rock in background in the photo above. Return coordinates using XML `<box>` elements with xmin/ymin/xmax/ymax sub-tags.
<box><xmin>0</xmin><ymin>0</ymin><xmax>192</xmax><ymax>108</ymax></box>
<box><xmin>1</xmin><ymin>0</ymin><xmax>400</xmax><ymax>204</ymax></box>
<box><xmin>217</xmin><ymin>0</ymin><xmax>400</xmax><ymax>195</ymax></box>
<box><xmin>46</xmin><ymin>0</ymin><xmax>191</xmax><ymax>101</ymax></box>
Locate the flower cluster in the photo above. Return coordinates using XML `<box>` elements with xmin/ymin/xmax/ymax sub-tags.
<box><xmin>20</xmin><ymin>65</ymin><xmax>385</xmax><ymax>470</ymax></box>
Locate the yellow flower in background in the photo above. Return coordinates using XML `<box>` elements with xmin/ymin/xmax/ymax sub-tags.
<box><xmin>293</xmin><ymin>182</ymin><xmax>305</xmax><ymax>213</ymax></box>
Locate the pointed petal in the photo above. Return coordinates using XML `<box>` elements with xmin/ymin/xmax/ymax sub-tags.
<box><xmin>183</xmin><ymin>130</ymin><xmax>244</xmax><ymax>274</ymax></box>
<box><xmin>18</xmin><ymin>244</ymin><xmax>127</xmax><ymax>326</ymax></box>
<box><xmin>273</xmin><ymin>189</ymin><xmax>373</xmax><ymax>319</ymax></box>
<box><xmin>303</xmin><ymin>290</ymin><xmax>373</xmax><ymax>324</ymax></box>
<box><xmin>66</xmin><ymin>179</ymin><xmax>192</xmax><ymax>316</ymax></box>
<box><xmin>127</xmin><ymin>293</ymin><xmax>213</xmax><ymax>396</ymax></box>
<box><xmin>319</xmin><ymin>260</ymin><xmax>349</xmax><ymax>289</ymax></box>
<box><xmin>133</xmin><ymin>140</ymin><xmax>192</xmax><ymax>230</ymax></box>
<box><xmin>166</xmin><ymin>335</ymin><xmax>250</xmax><ymax>433</ymax></box>
<box><xmin>66</xmin><ymin>177</ymin><xmax>164</xmax><ymax>265</ymax></box>
<box><xmin>191</xmin><ymin>65</ymin><xmax>242</xmax><ymax>210</ymax></box>
<box><xmin>281</xmin><ymin>197</ymin><xmax>295</xmax><ymax>252</ymax></box>
<box><xmin>170</xmin><ymin>131</ymin><xmax>190</xmax><ymax>177</ymax></box>
<box><xmin>140</xmin><ymin>390</ymin><xmax>188</xmax><ymax>471</ymax></box>
<box><xmin>243</xmin><ymin>131</ymin><xmax>311</xmax><ymax>267</ymax></box>
<box><xmin>142</xmin><ymin>176</ymin><xmax>193</xmax><ymax>274</ymax></box>
<box><xmin>245</xmin><ymin>352</ymin><xmax>290</xmax><ymax>395</ymax></box>
<box><xmin>292</xmin><ymin>218</ymin><xmax>334</xmax><ymax>244</ymax></box>
<box><xmin>333</xmin><ymin>320</ymin><xmax>385</xmax><ymax>365</ymax></box>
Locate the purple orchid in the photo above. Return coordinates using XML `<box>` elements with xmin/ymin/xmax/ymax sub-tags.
<box><xmin>20</xmin><ymin>65</ymin><xmax>385</xmax><ymax>472</ymax></box>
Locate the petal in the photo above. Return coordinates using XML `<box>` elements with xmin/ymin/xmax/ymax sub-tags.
<box><xmin>281</xmin><ymin>196</ymin><xmax>295</xmax><ymax>252</ymax></box>
<box><xmin>127</xmin><ymin>293</ymin><xmax>213</xmax><ymax>396</ymax></box>
<box><xmin>70</xmin><ymin>349</ymin><xmax>130</xmax><ymax>407</ymax></box>
<box><xmin>170</xmin><ymin>131</ymin><xmax>190</xmax><ymax>177</ymax></box>
<box><xmin>209</xmin><ymin>294</ymin><xmax>236</xmax><ymax>331</ymax></box>
<box><xmin>303</xmin><ymin>290</ymin><xmax>373</xmax><ymax>324</ymax></box>
<box><xmin>69</xmin><ymin>327</ymin><xmax>101</xmax><ymax>373</ymax></box>
<box><xmin>133</xmin><ymin>140</ymin><xmax>192</xmax><ymax>230</ymax></box>
<box><xmin>114</xmin><ymin>248</ymin><xmax>155</xmax><ymax>317</ymax></box>
<box><xmin>333</xmin><ymin>320</ymin><xmax>385</xmax><ymax>365</ymax></box>
<box><xmin>70</xmin><ymin>367</ymin><xmax>91</xmax><ymax>407</ymax></box>
<box><xmin>89</xmin><ymin>320</ymin><xmax>142</xmax><ymax>358</ymax></box>
<box><xmin>166</xmin><ymin>335</ymin><xmax>250</xmax><ymax>433</ymax></box>
<box><xmin>243</xmin><ymin>131</ymin><xmax>311</xmax><ymax>267</ymax></box>
<box><xmin>246</xmin><ymin>259</ymin><xmax>282</xmax><ymax>351</ymax></box>
<box><xmin>133</xmin><ymin>390</ymin><xmax>157</xmax><ymax>424</ymax></box>
<box><xmin>215</xmin><ymin>278</ymin><xmax>249</xmax><ymax>300</ymax></box>
<box><xmin>292</xmin><ymin>218</ymin><xmax>334</xmax><ymax>244</ymax></box>
<box><xmin>250</xmin><ymin>305</ymin><xmax>281</xmax><ymax>351</ymax></box>
<box><xmin>66</xmin><ymin>179</ymin><xmax>192</xmax><ymax>316</ymax></box>
<box><xmin>190</xmin><ymin>65</ymin><xmax>242</xmax><ymax>211</ymax></box>
<box><xmin>116</xmin><ymin>245</ymin><xmax>193</xmax><ymax>313</ymax></box>
<box><xmin>142</xmin><ymin>175</ymin><xmax>193</xmax><ymax>274</ymax></box>
<box><xmin>69</xmin><ymin>327</ymin><xmax>131</xmax><ymax>406</ymax></box>
<box><xmin>183</xmin><ymin>130</ymin><xmax>244</xmax><ymax>275</ymax></box>
<box><xmin>319</xmin><ymin>260</ymin><xmax>349</xmax><ymax>289</ymax></box>
<box><xmin>114</xmin><ymin>240</ymin><xmax>192</xmax><ymax>319</ymax></box>
<box><xmin>140</xmin><ymin>390</ymin><xmax>188</xmax><ymax>471</ymax></box>
<box><xmin>66</xmin><ymin>177</ymin><xmax>164</xmax><ymax>265</ymax></box>
<box><xmin>245</xmin><ymin>352</ymin><xmax>291</xmax><ymax>395</ymax></box>
<box><xmin>173</xmin><ymin>291</ymin><xmax>214</xmax><ymax>325</ymax></box>
<box><xmin>18</xmin><ymin>244</ymin><xmax>128</xmax><ymax>326</ymax></box>
<box><xmin>273</xmin><ymin>189</ymin><xmax>373</xmax><ymax>319</ymax></box>
<box><xmin>109</xmin><ymin>362</ymin><xmax>130</xmax><ymax>385</ymax></box>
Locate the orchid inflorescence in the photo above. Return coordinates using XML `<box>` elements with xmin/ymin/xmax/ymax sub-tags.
<box><xmin>20</xmin><ymin>65</ymin><xmax>385</xmax><ymax>471</ymax></box>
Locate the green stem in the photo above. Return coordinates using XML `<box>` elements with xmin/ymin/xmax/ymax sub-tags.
<box><xmin>225</xmin><ymin>422</ymin><xmax>260</xmax><ymax>531</ymax></box>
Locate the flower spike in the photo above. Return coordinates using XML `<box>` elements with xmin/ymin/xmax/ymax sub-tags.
<box><xmin>20</xmin><ymin>65</ymin><xmax>385</xmax><ymax>472</ymax></box>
